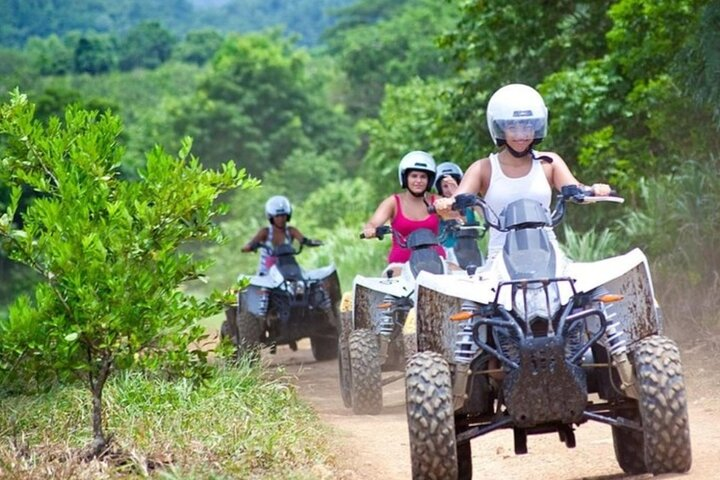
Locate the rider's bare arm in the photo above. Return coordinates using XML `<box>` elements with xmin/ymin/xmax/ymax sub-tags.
<box><xmin>242</xmin><ymin>227</ymin><xmax>268</xmax><ymax>252</ymax></box>
<box><xmin>541</xmin><ymin>151</ymin><xmax>612</xmax><ymax>196</ymax></box>
<box><xmin>289</xmin><ymin>226</ymin><xmax>305</xmax><ymax>244</ymax></box>
<box><xmin>362</xmin><ymin>195</ymin><xmax>396</xmax><ymax>238</ymax></box>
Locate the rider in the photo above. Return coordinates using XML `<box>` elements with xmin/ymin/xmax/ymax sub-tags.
<box><xmin>362</xmin><ymin>151</ymin><xmax>445</xmax><ymax>269</ymax></box>
<box><xmin>434</xmin><ymin>162</ymin><xmax>478</xmax><ymax>265</ymax></box>
<box><xmin>242</xmin><ymin>195</ymin><xmax>307</xmax><ymax>275</ymax></box>
<box><xmin>434</xmin><ymin>83</ymin><xmax>612</xmax><ymax>261</ymax></box>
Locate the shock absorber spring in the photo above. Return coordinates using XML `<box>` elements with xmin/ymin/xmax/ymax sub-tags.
<box><xmin>604</xmin><ymin>303</ymin><xmax>627</xmax><ymax>356</ymax></box>
<box><xmin>378</xmin><ymin>294</ymin><xmax>396</xmax><ymax>337</ymax></box>
<box><xmin>454</xmin><ymin>300</ymin><xmax>480</xmax><ymax>364</ymax></box>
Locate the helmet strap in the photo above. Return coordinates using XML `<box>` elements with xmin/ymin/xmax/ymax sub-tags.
<box><xmin>408</xmin><ymin>188</ymin><xmax>426</xmax><ymax>198</ymax></box>
<box><xmin>506</xmin><ymin>140</ymin><xmax>537</xmax><ymax>158</ymax></box>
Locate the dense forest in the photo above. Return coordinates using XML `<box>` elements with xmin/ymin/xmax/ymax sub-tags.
<box><xmin>1</xmin><ymin>0</ymin><xmax>719</xmax><ymax>476</ymax></box>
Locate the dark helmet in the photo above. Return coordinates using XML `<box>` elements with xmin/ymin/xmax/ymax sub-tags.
<box><xmin>434</xmin><ymin>162</ymin><xmax>463</xmax><ymax>193</ymax></box>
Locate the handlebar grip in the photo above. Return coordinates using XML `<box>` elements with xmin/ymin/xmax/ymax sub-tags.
<box><xmin>359</xmin><ymin>233</ymin><xmax>367</xmax><ymax>239</ymax></box>
<box><xmin>426</xmin><ymin>204</ymin><xmax>437</xmax><ymax>214</ymax></box>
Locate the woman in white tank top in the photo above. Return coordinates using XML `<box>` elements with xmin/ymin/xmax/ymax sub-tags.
<box><xmin>434</xmin><ymin>84</ymin><xmax>612</xmax><ymax>260</ymax></box>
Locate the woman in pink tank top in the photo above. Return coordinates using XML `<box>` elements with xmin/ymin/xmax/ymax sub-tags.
<box><xmin>362</xmin><ymin>151</ymin><xmax>445</xmax><ymax>263</ymax></box>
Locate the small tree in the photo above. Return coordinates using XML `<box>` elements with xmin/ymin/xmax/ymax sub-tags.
<box><xmin>0</xmin><ymin>91</ymin><xmax>254</xmax><ymax>455</ymax></box>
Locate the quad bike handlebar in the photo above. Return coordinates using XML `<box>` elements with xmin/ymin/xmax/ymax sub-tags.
<box><xmin>448</xmin><ymin>186</ymin><xmax>624</xmax><ymax>233</ymax></box>
<box><xmin>249</xmin><ymin>237</ymin><xmax>323</xmax><ymax>255</ymax></box>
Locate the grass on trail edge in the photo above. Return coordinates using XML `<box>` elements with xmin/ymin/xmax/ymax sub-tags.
<box><xmin>0</xmin><ymin>357</ymin><xmax>336</xmax><ymax>479</ymax></box>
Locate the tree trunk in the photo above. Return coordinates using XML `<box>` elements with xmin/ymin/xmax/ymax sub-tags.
<box><xmin>85</xmin><ymin>351</ymin><xmax>113</xmax><ymax>459</ymax></box>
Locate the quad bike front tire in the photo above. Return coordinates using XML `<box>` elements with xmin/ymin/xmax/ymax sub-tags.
<box><xmin>614</xmin><ymin>335</ymin><xmax>692</xmax><ymax>474</ymax></box>
<box><xmin>349</xmin><ymin>328</ymin><xmax>382</xmax><ymax>414</ymax></box>
<box><xmin>235</xmin><ymin>308</ymin><xmax>264</xmax><ymax>357</ymax></box>
<box><xmin>406</xmin><ymin>351</ymin><xmax>463</xmax><ymax>480</ymax></box>
<box><xmin>338</xmin><ymin>310</ymin><xmax>353</xmax><ymax>408</ymax></box>
<box><xmin>220</xmin><ymin>307</ymin><xmax>238</xmax><ymax>344</ymax></box>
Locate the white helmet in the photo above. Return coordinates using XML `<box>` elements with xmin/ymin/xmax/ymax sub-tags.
<box><xmin>265</xmin><ymin>195</ymin><xmax>292</xmax><ymax>222</ymax></box>
<box><xmin>398</xmin><ymin>151</ymin><xmax>436</xmax><ymax>192</ymax></box>
<box><xmin>434</xmin><ymin>162</ymin><xmax>463</xmax><ymax>193</ymax></box>
<box><xmin>486</xmin><ymin>84</ymin><xmax>548</xmax><ymax>147</ymax></box>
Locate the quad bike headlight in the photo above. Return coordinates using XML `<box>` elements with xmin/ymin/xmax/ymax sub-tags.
<box><xmin>513</xmin><ymin>284</ymin><xmax>561</xmax><ymax>323</ymax></box>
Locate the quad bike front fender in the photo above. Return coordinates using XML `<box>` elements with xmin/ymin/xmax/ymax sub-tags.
<box><xmin>239</xmin><ymin>286</ymin><xmax>269</xmax><ymax>317</ymax></box>
<box><xmin>565</xmin><ymin>248</ymin><xmax>661</xmax><ymax>341</ymax></box>
<box><xmin>305</xmin><ymin>263</ymin><xmax>337</xmax><ymax>282</ymax></box>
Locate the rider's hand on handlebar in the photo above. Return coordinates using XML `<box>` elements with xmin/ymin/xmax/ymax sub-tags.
<box><xmin>589</xmin><ymin>183</ymin><xmax>612</xmax><ymax>196</ymax></box>
<box><xmin>361</xmin><ymin>225</ymin><xmax>376</xmax><ymax>239</ymax></box>
<box><xmin>433</xmin><ymin>197</ymin><xmax>456</xmax><ymax>219</ymax></box>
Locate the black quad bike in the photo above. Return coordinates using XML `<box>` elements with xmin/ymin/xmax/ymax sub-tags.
<box><xmin>405</xmin><ymin>187</ymin><xmax>692</xmax><ymax>479</ymax></box>
<box><xmin>222</xmin><ymin>239</ymin><xmax>341</xmax><ymax>361</ymax></box>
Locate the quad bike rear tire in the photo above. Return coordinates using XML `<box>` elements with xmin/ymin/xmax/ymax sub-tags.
<box><xmin>349</xmin><ymin>328</ymin><xmax>382</xmax><ymax>414</ymax></box>
<box><xmin>338</xmin><ymin>311</ymin><xmax>352</xmax><ymax>408</ymax></box>
<box><xmin>406</xmin><ymin>351</ymin><xmax>461</xmax><ymax>480</ymax></box>
<box><xmin>614</xmin><ymin>335</ymin><xmax>692</xmax><ymax>474</ymax></box>
<box><xmin>311</xmin><ymin>334</ymin><xmax>338</xmax><ymax>361</ymax></box>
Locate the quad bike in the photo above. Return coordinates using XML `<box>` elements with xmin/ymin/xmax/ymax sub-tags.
<box><xmin>405</xmin><ymin>186</ymin><xmax>692</xmax><ymax>479</ymax></box>
<box><xmin>221</xmin><ymin>239</ymin><xmax>341</xmax><ymax>362</ymax></box>
<box><xmin>338</xmin><ymin>222</ymin><xmax>486</xmax><ymax>414</ymax></box>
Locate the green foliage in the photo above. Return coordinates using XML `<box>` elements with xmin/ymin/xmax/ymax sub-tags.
<box><xmin>73</xmin><ymin>32</ymin><xmax>118</xmax><ymax>74</ymax></box>
<box><xmin>296</xmin><ymin>177</ymin><xmax>377</xmax><ymax>231</ymax></box>
<box><xmin>0</xmin><ymin>364</ymin><xmax>333</xmax><ymax>478</ymax></box>
<box><xmin>362</xmin><ymin>77</ymin><xmax>488</xmax><ymax>196</ymax></box>
<box><xmin>118</xmin><ymin>21</ymin><xmax>176</xmax><ymax>71</ymax></box>
<box><xmin>173</xmin><ymin>29</ymin><xmax>225</xmax><ymax>65</ymax></box>
<box><xmin>0</xmin><ymin>92</ymin><xmax>253</xmax><ymax>443</ymax></box>
<box><xmin>0</xmin><ymin>0</ymin><xmax>195</xmax><ymax>48</ymax></box>
<box><xmin>195</xmin><ymin>0</ymin><xmax>356</xmax><ymax>46</ymax></box>
<box><xmin>261</xmin><ymin>151</ymin><xmax>348</xmax><ymax>204</ymax></box>
<box><xmin>559</xmin><ymin>225</ymin><xmax>623</xmax><ymax>262</ymax></box>
<box><xmin>324</xmin><ymin>0</ymin><xmax>458</xmax><ymax>117</ymax></box>
<box><xmin>606</xmin><ymin>0</ymin><xmax>705</xmax><ymax>81</ymax></box>
<box><xmin>173</xmin><ymin>31</ymin><xmax>355</xmax><ymax>176</ymax></box>
<box><xmin>677</xmin><ymin>1</ymin><xmax>720</xmax><ymax>125</ymax></box>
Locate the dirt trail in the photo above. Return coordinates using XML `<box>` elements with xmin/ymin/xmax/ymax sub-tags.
<box><xmin>267</xmin><ymin>340</ymin><xmax>720</xmax><ymax>480</ymax></box>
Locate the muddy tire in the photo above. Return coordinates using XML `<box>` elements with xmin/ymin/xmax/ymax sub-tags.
<box><xmin>311</xmin><ymin>334</ymin><xmax>338</xmax><ymax>361</ymax></box>
<box><xmin>457</xmin><ymin>438</ymin><xmax>472</xmax><ymax>480</ymax></box>
<box><xmin>349</xmin><ymin>329</ymin><xmax>382</xmax><ymax>414</ymax></box>
<box><xmin>406</xmin><ymin>351</ymin><xmax>459</xmax><ymax>480</ymax></box>
<box><xmin>612</xmin><ymin>407</ymin><xmax>647</xmax><ymax>474</ymax></box>
<box><xmin>617</xmin><ymin>335</ymin><xmax>692</xmax><ymax>474</ymax></box>
<box><xmin>338</xmin><ymin>311</ymin><xmax>352</xmax><ymax>408</ymax></box>
<box><xmin>235</xmin><ymin>308</ymin><xmax>264</xmax><ymax>357</ymax></box>
<box><xmin>220</xmin><ymin>307</ymin><xmax>238</xmax><ymax>343</ymax></box>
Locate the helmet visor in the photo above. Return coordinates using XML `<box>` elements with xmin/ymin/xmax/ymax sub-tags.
<box><xmin>493</xmin><ymin>118</ymin><xmax>545</xmax><ymax>140</ymax></box>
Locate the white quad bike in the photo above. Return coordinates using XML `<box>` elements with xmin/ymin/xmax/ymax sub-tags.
<box><xmin>338</xmin><ymin>223</ymin><xmax>485</xmax><ymax>415</ymax></box>
<box><xmin>405</xmin><ymin>187</ymin><xmax>692</xmax><ymax>479</ymax></box>
<box><xmin>221</xmin><ymin>239</ymin><xmax>341</xmax><ymax>361</ymax></box>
